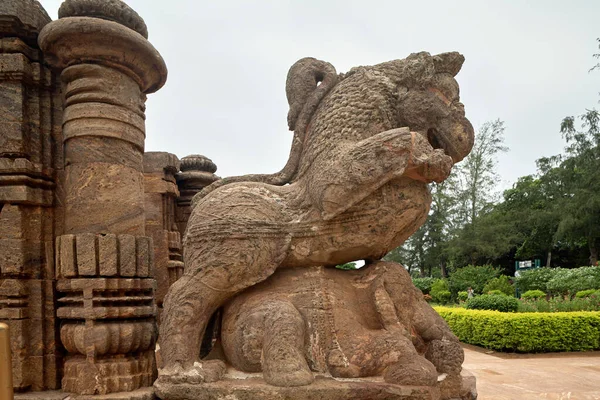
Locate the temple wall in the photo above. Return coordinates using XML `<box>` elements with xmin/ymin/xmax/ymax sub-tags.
<box><xmin>0</xmin><ymin>0</ymin><xmax>62</xmax><ymax>391</ymax></box>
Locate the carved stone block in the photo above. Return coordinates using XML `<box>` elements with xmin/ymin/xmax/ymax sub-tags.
<box><xmin>55</xmin><ymin>234</ymin><xmax>154</xmax><ymax>279</ymax></box>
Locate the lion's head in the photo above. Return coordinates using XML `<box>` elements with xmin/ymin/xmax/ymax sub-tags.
<box><xmin>357</xmin><ymin>51</ymin><xmax>474</xmax><ymax>163</ymax></box>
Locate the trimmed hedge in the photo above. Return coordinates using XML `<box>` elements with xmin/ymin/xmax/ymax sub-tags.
<box><xmin>576</xmin><ymin>289</ymin><xmax>598</xmax><ymax>298</ymax></box>
<box><xmin>466</xmin><ymin>294</ymin><xmax>519</xmax><ymax>312</ymax></box>
<box><xmin>435</xmin><ymin>307</ymin><xmax>600</xmax><ymax>352</ymax></box>
<box><xmin>521</xmin><ymin>289</ymin><xmax>546</xmax><ymax>299</ymax></box>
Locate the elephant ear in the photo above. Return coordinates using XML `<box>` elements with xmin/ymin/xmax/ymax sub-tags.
<box><xmin>433</xmin><ymin>52</ymin><xmax>465</xmax><ymax>76</ymax></box>
<box><xmin>286</xmin><ymin>57</ymin><xmax>338</xmax><ymax>131</ymax></box>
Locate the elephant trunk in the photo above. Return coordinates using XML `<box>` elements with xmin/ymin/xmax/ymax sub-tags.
<box><xmin>191</xmin><ymin>58</ymin><xmax>338</xmax><ymax>207</ymax></box>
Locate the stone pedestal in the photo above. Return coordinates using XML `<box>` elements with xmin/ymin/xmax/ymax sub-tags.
<box><xmin>155</xmin><ymin>376</ymin><xmax>442</xmax><ymax>400</ymax></box>
<box><xmin>155</xmin><ymin>369</ymin><xmax>477</xmax><ymax>400</ymax></box>
<box><xmin>0</xmin><ymin>0</ymin><xmax>62</xmax><ymax>391</ymax></box>
<box><xmin>38</xmin><ymin>0</ymin><xmax>167</xmax><ymax>395</ymax></box>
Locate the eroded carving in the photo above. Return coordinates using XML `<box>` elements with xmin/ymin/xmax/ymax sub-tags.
<box><xmin>157</xmin><ymin>52</ymin><xmax>475</xmax><ymax>399</ymax></box>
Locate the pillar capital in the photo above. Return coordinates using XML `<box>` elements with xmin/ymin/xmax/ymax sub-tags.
<box><xmin>39</xmin><ymin>16</ymin><xmax>166</xmax><ymax>93</ymax></box>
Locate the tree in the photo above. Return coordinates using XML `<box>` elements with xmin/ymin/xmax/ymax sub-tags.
<box><xmin>451</xmin><ymin>119</ymin><xmax>509</xmax><ymax>227</ymax></box>
<box><xmin>385</xmin><ymin>119</ymin><xmax>510</xmax><ymax>274</ymax></box>
<box><xmin>444</xmin><ymin>120</ymin><xmax>509</xmax><ymax>265</ymax></box>
<box><xmin>556</xmin><ymin>109</ymin><xmax>600</xmax><ymax>265</ymax></box>
<box><xmin>501</xmin><ymin>172</ymin><xmax>562</xmax><ymax>267</ymax></box>
<box><xmin>556</xmin><ymin>39</ymin><xmax>600</xmax><ymax>265</ymax></box>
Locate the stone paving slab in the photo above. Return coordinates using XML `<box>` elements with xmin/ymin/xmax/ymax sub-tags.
<box><xmin>462</xmin><ymin>344</ymin><xmax>600</xmax><ymax>399</ymax></box>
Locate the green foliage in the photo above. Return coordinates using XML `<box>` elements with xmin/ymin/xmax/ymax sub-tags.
<box><xmin>483</xmin><ymin>275</ymin><xmax>514</xmax><ymax>296</ymax></box>
<box><xmin>545</xmin><ymin>266</ymin><xmax>600</xmax><ymax>295</ymax></box>
<box><xmin>487</xmin><ymin>289</ymin><xmax>506</xmax><ymax>296</ymax></box>
<box><xmin>435</xmin><ymin>290</ymin><xmax>452</xmax><ymax>305</ymax></box>
<box><xmin>435</xmin><ymin>307</ymin><xmax>600</xmax><ymax>352</ymax></box>
<box><xmin>576</xmin><ymin>289</ymin><xmax>598</xmax><ymax>298</ymax></box>
<box><xmin>448</xmin><ymin>265</ymin><xmax>499</xmax><ymax>295</ymax></box>
<box><xmin>466</xmin><ymin>294</ymin><xmax>518</xmax><ymax>312</ymax></box>
<box><xmin>457</xmin><ymin>291</ymin><xmax>468</xmax><ymax>302</ymax></box>
<box><xmin>515</xmin><ymin>268</ymin><xmax>556</xmax><ymax>292</ymax></box>
<box><xmin>502</xmin><ymin>175</ymin><xmax>561</xmax><ymax>263</ymax></box>
<box><xmin>430</xmin><ymin>279</ymin><xmax>451</xmax><ymax>304</ymax></box>
<box><xmin>336</xmin><ymin>262</ymin><xmax>357</xmax><ymax>270</ymax></box>
<box><xmin>384</xmin><ymin>119</ymin><xmax>510</xmax><ymax>275</ymax></box>
<box><xmin>521</xmin><ymin>290</ymin><xmax>546</xmax><ymax>300</ymax></box>
<box><xmin>558</xmin><ymin>105</ymin><xmax>600</xmax><ymax>265</ymax></box>
<box><xmin>412</xmin><ymin>277</ymin><xmax>436</xmax><ymax>294</ymax></box>
<box><xmin>517</xmin><ymin>295</ymin><xmax>600</xmax><ymax>313</ymax></box>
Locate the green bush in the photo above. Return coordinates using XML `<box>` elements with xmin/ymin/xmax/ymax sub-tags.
<box><xmin>545</xmin><ymin>267</ymin><xmax>600</xmax><ymax>295</ymax></box>
<box><xmin>487</xmin><ymin>289</ymin><xmax>506</xmax><ymax>296</ymax></box>
<box><xmin>483</xmin><ymin>275</ymin><xmax>514</xmax><ymax>296</ymax></box>
<box><xmin>576</xmin><ymin>289</ymin><xmax>597</xmax><ymax>298</ymax></box>
<box><xmin>466</xmin><ymin>294</ymin><xmax>518</xmax><ymax>312</ymax></box>
<box><xmin>435</xmin><ymin>290</ymin><xmax>452</xmax><ymax>304</ymax></box>
<box><xmin>412</xmin><ymin>277</ymin><xmax>436</xmax><ymax>294</ymax></box>
<box><xmin>521</xmin><ymin>289</ymin><xmax>546</xmax><ymax>299</ymax></box>
<box><xmin>430</xmin><ymin>279</ymin><xmax>451</xmax><ymax>304</ymax></box>
<box><xmin>518</xmin><ymin>295</ymin><xmax>600</xmax><ymax>313</ymax></box>
<box><xmin>448</xmin><ymin>265</ymin><xmax>500</xmax><ymax>296</ymax></box>
<box><xmin>457</xmin><ymin>291</ymin><xmax>468</xmax><ymax>302</ymax></box>
<box><xmin>514</xmin><ymin>268</ymin><xmax>556</xmax><ymax>292</ymax></box>
<box><xmin>435</xmin><ymin>307</ymin><xmax>600</xmax><ymax>352</ymax></box>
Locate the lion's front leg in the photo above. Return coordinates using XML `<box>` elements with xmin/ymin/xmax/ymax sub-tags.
<box><xmin>303</xmin><ymin>127</ymin><xmax>452</xmax><ymax>221</ymax></box>
<box><xmin>156</xmin><ymin>184</ymin><xmax>292</xmax><ymax>385</ymax></box>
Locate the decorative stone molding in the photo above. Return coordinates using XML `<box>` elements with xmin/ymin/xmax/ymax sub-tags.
<box><xmin>55</xmin><ymin>234</ymin><xmax>154</xmax><ymax>279</ymax></box>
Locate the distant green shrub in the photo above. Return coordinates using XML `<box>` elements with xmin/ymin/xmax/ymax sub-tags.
<box><xmin>545</xmin><ymin>267</ymin><xmax>600</xmax><ymax>295</ymax></box>
<box><xmin>448</xmin><ymin>265</ymin><xmax>500</xmax><ymax>296</ymax></box>
<box><xmin>514</xmin><ymin>268</ymin><xmax>556</xmax><ymax>292</ymax></box>
<box><xmin>466</xmin><ymin>294</ymin><xmax>518</xmax><ymax>312</ymax></box>
<box><xmin>435</xmin><ymin>307</ymin><xmax>600</xmax><ymax>352</ymax></box>
<box><xmin>576</xmin><ymin>289</ymin><xmax>598</xmax><ymax>298</ymax></box>
<box><xmin>457</xmin><ymin>291</ymin><xmax>468</xmax><ymax>302</ymax></box>
<box><xmin>435</xmin><ymin>290</ymin><xmax>452</xmax><ymax>305</ymax></box>
<box><xmin>521</xmin><ymin>290</ymin><xmax>546</xmax><ymax>300</ymax></box>
<box><xmin>483</xmin><ymin>275</ymin><xmax>514</xmax><ymax>296</ymax></box>
<box><xmin>412</xmin><ymin>277</ymin><xmax>436</xmax><ymax>294</ymax></box>
<box><xmin>430</xmin><ymin>279</ymin><xmax>451</xmax><ymax>304</ymax></box>
<box><xmin>487</xmin><ymin>289</ymin><xmax>506</xmax><ymax>296</ymax></box>
<box><xmin>518</xmin><ymin>295</ymin><xmax>600</xmax><ymax>313</ymax></box>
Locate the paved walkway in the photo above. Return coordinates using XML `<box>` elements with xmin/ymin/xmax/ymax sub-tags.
<box><xmin>462</xmin><ymin>344</ymin><xmax>600</xmax><ymax>399</ymax></box>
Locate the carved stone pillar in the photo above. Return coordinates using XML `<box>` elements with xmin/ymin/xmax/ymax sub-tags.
<box><xmin>175</xmin><ymin>155</ymin><xmax>219</xmax><ymax>238</ymax></box>
<box><xmin>143</xmin><ymin>152</ymin><xmax>182</xmax><ymax>319</ymax></box>
<box><xmin>0</xmin><ymin>0</ymin><xmax>62</xmax><ymax>391</ymax></box>
<box><xmin>39</xmin><ymin>0</ymin><xmax>167</xmax><ymax>395</ymax></box>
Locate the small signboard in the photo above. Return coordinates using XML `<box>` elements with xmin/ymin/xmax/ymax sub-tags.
<box><xmin>514</xmin><ymin>259</ymin><xmax>541</xmax><ymax>277</ymax></box>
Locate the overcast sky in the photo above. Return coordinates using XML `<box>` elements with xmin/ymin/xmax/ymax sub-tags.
<box><xmin>40</xmin><ymin>0</ymin><xmax>600</xmax><ymax>191</ymax></box>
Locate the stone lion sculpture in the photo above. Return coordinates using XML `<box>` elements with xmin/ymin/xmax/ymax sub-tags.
<box><xmin>157</xmin><ymin>51</ymin><xmax>474</xmax><ymax>389</ymax></box>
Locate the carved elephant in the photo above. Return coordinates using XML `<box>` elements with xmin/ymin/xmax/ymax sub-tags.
<box><xmin>157</xmin><ymin>51</ymin><xmax>474</xmax><ymax>383</ymax></box>
<box><xmin>221</xmin><ymin>261</ymin><xmax>464</xmax><ymax>390</ymax></box>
